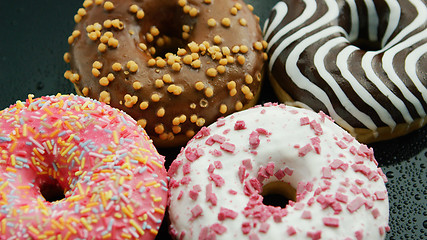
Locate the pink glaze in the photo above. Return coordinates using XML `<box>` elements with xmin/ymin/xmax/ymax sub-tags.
<box><xmin>168</xmin><ymin>103</ymin><xmax>389</xmax><ymax>239</ymax></box>
<box><xmin>0</xmin><ymin>94</ymin><xmax>168</xmax><ymax>239</ymax></box>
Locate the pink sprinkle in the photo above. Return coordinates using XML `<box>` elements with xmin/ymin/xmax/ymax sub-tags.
<box><xmin>220</xmin><ymin>142</ymin><xmax>235</xmax><ymax>153</ymax></box>
<box><xmin>234</xmin><ymin>120</ymin><xmax>246</xmax><ymax>130</ymax></box>
<box><xmin>349</xmin><ymin>146</ymin><xmax>357</xmax><ymax>155</ymax></box>
<box><xmin>336</xmin><ymin>140</ymin><xmax>348</xmax><ymax>149</ymax></box>
<box><xmin>193</xmin><ymin>185</ymin><xmax>201</xmax><ymax>192</ymax></box>
<box><xmin>249</xmin><ymin>131</ymin><xmax>260</xmax><ymax>149</ymax></box>
<box><xmin>284</xmin><ymin>167</ymin><xmax>294</xmax><ymax>176</ymax></box>
<box><xmin>301</xmin><ymin>210</ymin><xmax>312</xmax><ymax>219</ymax></box>
<box><xmin>311</xmin><ymin>137</ymin><xmax>321</xmax><ymax>154</ymax></box>
<box><xmin>211</xmin><ymin>149</ymin><xmax>222</xmax><ymax>157</ymax></box>
<box><xmin>298</xmin><ymin>144</ymin><xmax>313</xmax><ymax>157</ymax></box>
<box><xmin>339</xmin><ymin>163</ymin><xmax>349</xmax><ymax>171</ymax></box>
<box><xmin>374</xmin><ymin>191</ymin><xmax>387</xmax><ymax>200</ymax></box>
<box><xmin>273</xmin><ymin>214</ymin><xmax>282</xmax><ymax>223</ymax></box>
<box><xmin>205</xmin><ymin>137</ymin><xmax>215</xmax><ymax>146</ymax></box>
<box><xmin>208</xmin><ymin>164</ymin><xmax>215</xmax><ymax>174</ymax></box>
<box><xmin>199</xmin><ymin>227</ymin><xmax>209</xmax><ymax>239</ymax></box>
<box><xmin>249</xmin><ymin>233</ymin><xmax>260</xmax><ymax>240</ymax></box>
<box><xmin>330</xmin><ymin>159</ymin><xmax>344</xmax><ymax>170</ymax></box>
<box><xmin>216</xmin><ymin>118</ymin><xmax>226</xmax><ymax>127</ymax></box>
<box><xmin>335</xmin><ymin>192</ymin><xmax>348</xmax><ymax>203</ymax></box>
<box><xmin>300</xmin><ymin>117</ymin><xmax>310</xmax><ymax>125</ymax></box>
<box><xmin>331</xmin><ymin>201</ymin><xmax>342</xmax><ymax>214</ymax></box>
<box><xmin>274</xmin><ymin>169</ymin><xmax>285</xmax><ymax>180</ymax></box>
<box><xmin>351</xmin><ymin>164</ymin><xmax>372</xmax><ymax>177</ymax></box>
<box><xmin>310</xmin><ymin>120</ymin><xmax>323</xmax><ymax>135</ymax></box>
<box><xmin>189</xmin><ymin>190</ymin><xmax>199</xmax><ymax>200</ymax></box>
<box><xmin>218</xmin><ymin>207</ymin><xmax>238</xmax><ymax>221</ymax></box>
<box><xmin>355</xmin><ymin>179</ymin><xmax>364</xmax><ymax>185</ymax></box>
<box><xmin>242</xmin><ymin>159</ymin><xmax>253</xmax><ymax>170</ymax></box>
<box><xmin>238</xmin><ymin>165</ymin><xmax>246</xmax><ymax>183</ymax></box>
<box><xmin>212</xmin><ymin>134</ymin><xmax>226</xmax><ymax>144</ymax></box>
<box><xmin>372</xmin><ymin>208</ymin><xmax>380</xmax><ymax>219</ymax></box>
<box><xmin>355</xmin><ymin>230</ymin><xmax>363</xmax><ymax>240</ymax></box>
<box><xmin>259</xmin><ymin>223</ymin><xmax>270</xmax><ymax>233</ymax></box>
<box><xmin>185</xmin><ymin>147</ymin><xmax>204</xmax><ymax>162</ymax></box>
<box><xmin>287</xmin><ymin>226</ymin><xmax>296</xmax><ymax>236</ymax></box>
<box><xmin>210</xmin><ymin>193</ymin><xmax>218</xmax><ymax>206</ymax></box>
<box><xmin>168</xmin><ymin>160</ymin><xmax>183</xmax><ymax>176</ymax></box>
<box><xmin>361</xmin><ymin>188</ymin><xmax>370</xmax><ymax>197</ymax></box>
<box><xmin>211</xmin><ymin>223</ymin><xmax>227</xmax><ymax>235</ymax></box>
<box><xmin>307</xmin><ymin>230</ymin><xmax>322</xmax><ymax>240</ymax></box>
<box><xmin>191</xmin><ymin>205</ymin><xmax>203</xmax><ymax>219</ymax></box>
<box><xmin>214</xmin><ymin>161</ymin><xmax>223</xmax><ymax>169</ymax></box>
<box><xmin>228</xmin><ymin>189</ymin><xmax>237</xmax><ymax>195</ymax></box>
<box><xmin>177</xmin><ymin>190</ymin><xmax>184</xmax><ymax>200</ymax></box>
<box><xmin>195</xmin><ymin>126</ymin><xmax>211</xmax><ymax>139</ymax></box>
<box><xmin>183</xmin><ymin>163</ymin><xmax>191</xmax><ymax>175</ymax></box>
<box><xmin>322</xmin><ymin>167</ymin><xmax>332</xmax><ymax>179</ymax></box>
<box><xmin>294</xmin><ymin>202</ymin><xmax>305</xmax><ymax>210</ymax></box>
<box><xmin>241</xmin><ymin>222</ymin><xmax>251</xmax><ymax>234</ymax></box>
<box><xmin>256</xmin><ymin>128</ymin><xmax>270</xmax><ymax>135</ymax></box>
<box><xmin>319</xmin><ymin>111</ymin><xmax>333</xmax><ymax>122</ymax></box>
<box><xmin>343</xmin><ymin>132</ymin><xmax>354</xmax><ymax>142</ymax></box>
<box><xmin>264</xmin><ymin>163</ymin><xmax>274</xmax><ymax>176</ymax></box>
<box><xmin>180</xmin><ymin>176</ymin><xmax>191</xmax><ymax>185</ymax></box>
<box><xmin>347</xmin><ymin>196</ymin><xmax>366</xmax><ymax>213</ymax></box>
<box><xmin>323</xmin><ymin>217</ymin><xmax>339</xmax><ymax>227</ymax></box>
<box><xmin>209</xmin><ymin>173</ymin><xmax>225</xmax><ymax>187</ymax></box>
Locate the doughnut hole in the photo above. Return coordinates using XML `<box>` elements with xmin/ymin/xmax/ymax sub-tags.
<box><xmin>261</xmin><ymin>181</ymin><xmax>296</xmax><ymax>208</ymax></box>
<box><xmin>350</xmin><ymin>38</ymin><xmax>382</xmax><ymax>51</ymax></box>
<box><xmin>139</xmin><ymin>4</ymin><xmax>196</xmax><ymax>58</ymax></box>
<box><xmin>38</xmin><ymin>177</ymin><xmax>66</xmax><ymax>202</ymax></box>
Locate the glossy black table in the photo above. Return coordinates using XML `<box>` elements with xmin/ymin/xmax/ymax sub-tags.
<box><xmin>0</xmin><ymin>1</ymin><xmax>425</xmax><ymax>239</ymax></box>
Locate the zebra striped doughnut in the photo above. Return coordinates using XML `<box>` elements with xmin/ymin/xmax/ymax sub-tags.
<box><xmin>264</xmin><ymin>0</ymin><xmax>427</xmax><ymax>143</ymax></box>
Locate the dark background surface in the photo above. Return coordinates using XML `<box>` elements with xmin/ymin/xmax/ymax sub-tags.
<box><xmin>0</xmin><ymin>0</ymin><xmax>425</xmax><ymax>239</ymax></box>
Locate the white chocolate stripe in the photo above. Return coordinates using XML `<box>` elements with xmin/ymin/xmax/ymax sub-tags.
<box><xmin>346</xmin><ymin>0</ymin><xmax>359</xmax><ymax>42</ymax></box>
<box><xmin>382</xmin><ymin>0</ymin><xmax>426</xmax><ymax>51</ymax></box>
<box><xmin>382</xmin><ymin>29</ymin><xmax>427</xmax><ymax>117</ymax></box>
<box><xmin>336</xmin><ymin>45</ymin><xmax>397</xmax><ymax>128</ymax></box>
<box><xmin>286</xmin><ymin>26</ymin><xmax>354</xmax><ymax>131</ymax></box>
<box><xmin>364</xmin><ymin>0</ymin><xmax>379</xmax><ymax>42</ymax></box>
<box><xmin>405</xmin><ymin>42</ymin><xmax>427</xmax><ymax>104</ymax></box>
<box><xmin>315</xmin><ymin>37</ymin><xmax>378</xmax><ymax>130</ymax></box>
<box><xmin>266</xmin><ymin>0</ymin><xmax>316</xmax><ymax>53</ymax></box>
<box><xmin>269</xmin><ymin>0</ymin><xmax>342</xmax><ymax>70</ymax></box>
<box><xmin>381</xmin><ymin>0</ymin><xmax>401</xmax><ymax>47</ymax></box>
<box><xmin>361</xmin><ymin>52</ymin><xmax>413</xmax><ymax>123</ymax></box>
<box><xmin>263</xmin><ymin>1</ymin><xmax>288</xmax><ymax>40</ymax></box>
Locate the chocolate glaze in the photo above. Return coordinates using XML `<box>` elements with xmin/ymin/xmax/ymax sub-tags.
<box><xmin>264</xmin><ymin>0</ymin><xmax>427</xmax><ymax>143</ymax></box>
<box><xmin>66</xmin><ymin>0</ymin><xmax>266</xmax><ymax>147</ymax></box>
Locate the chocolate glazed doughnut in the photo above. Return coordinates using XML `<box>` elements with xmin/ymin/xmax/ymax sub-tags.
<box><xmin>264</xmin><ymin>0</ymin><xmax>427</xmax><ymax>143</ymax></box>
<box><xmin>64</xmin><ymin>0</ymin><xmax>267</xmax><ymax>148</ymax></box>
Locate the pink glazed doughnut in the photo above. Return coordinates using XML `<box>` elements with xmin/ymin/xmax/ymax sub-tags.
<box><xmin>0</xmin><ymin>94</ymin><xmax>168</xmax><ymax>239</ymax></box>
<box><xmin>168</xmin><ymin>103</ymin><xmax>389</xmax><ymax>239</ymax></box>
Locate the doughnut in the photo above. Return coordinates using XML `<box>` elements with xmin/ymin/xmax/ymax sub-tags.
<box><xmin>64</xmin><ymin>0</ymin><xmax>267</xmax><ymax>148</ymax></box>
<box><xmin>263</xmin><ymin>0</ymin><xmax>427</xmax><ymax>143</ymax></box>
<box><xmin>167</xmin><ymin>103</ymin><xmax>389</xmax><ymax>239</ymax></box>
<box><xmin>0</xmin><ymin>94</ymin><xmax>168</xmax><ymax>239</ymax></box>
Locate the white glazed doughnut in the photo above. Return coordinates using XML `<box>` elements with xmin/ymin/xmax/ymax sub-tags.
<box><xmin>167</xmin><ymin>103</ymin><xmax>389</xmax><ymax>239</ymax></box>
